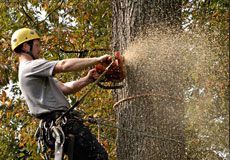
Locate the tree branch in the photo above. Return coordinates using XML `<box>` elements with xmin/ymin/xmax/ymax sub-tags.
<box><xmin>37</xmin><ymin>0</ymin><xmax>65</xmax><ymax>25</ymax></box>
<box><xmin>21</xmin><ymin>5</ymin><xmax>36</xmax><ymax>26</ymax></box>
<box><xmin>60</xmin><ymin>48</ymin><xmax>111</xmax><ymax>57</ymax></box>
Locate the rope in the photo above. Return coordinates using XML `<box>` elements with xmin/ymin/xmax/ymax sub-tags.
<box><xmin>86</xmin><ymin>93</ymin><xmax>183</xmax><ymax>144</ymax></box>
<box><xmin>87</xmin><ymin>117</ymin><xmax>183</xmax><ymax>144</ymax></box>
<box><xmin>113</xmin><ymin>93</ymin><xmax>183</xmax><ymax>109</ymax></box>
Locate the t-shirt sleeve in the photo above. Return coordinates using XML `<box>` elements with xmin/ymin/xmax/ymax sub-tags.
<box><xmin>27</xmin><ymin>59</ymin><xmax>59</xmax><ymax>77</ymax></box>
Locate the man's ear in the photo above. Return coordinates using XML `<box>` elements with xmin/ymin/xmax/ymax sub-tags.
<box><xmin>13</xmin><ymin>51</ymin><xmax>18</xmax><ymax>55</ymax></box>
<box><xmin>22</xmin><ymin>43</ymin><xmax>30</xmax><ymax>52</ymax></box>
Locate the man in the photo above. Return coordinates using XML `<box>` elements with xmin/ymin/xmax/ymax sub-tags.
<box><xmin>11</xmin><ymin>28</ymin><xmax>110</xmax><ymax>160</ymax></box>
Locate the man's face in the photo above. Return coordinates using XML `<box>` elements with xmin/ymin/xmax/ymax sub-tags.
<box><xmin>32</xmin><ymin>39</ymin><xmax>41</xmax><ymax>59</ymax></box>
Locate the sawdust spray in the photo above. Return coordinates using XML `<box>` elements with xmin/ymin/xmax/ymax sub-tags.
<box><xmin>116</xmin><ymin>27</ymin><xmax>229</xmax><ymax>159</ymax></box>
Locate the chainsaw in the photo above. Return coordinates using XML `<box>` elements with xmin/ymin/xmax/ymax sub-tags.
<box><xmin>94</xmin><ymin>51</ymin><xmax>125</xmax><ymax>89</ymax></box>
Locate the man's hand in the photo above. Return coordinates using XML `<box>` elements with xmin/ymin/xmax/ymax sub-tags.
<box><xmin>57</xmin><ymin>69</ymin><xmax>100</xmax><ymax>95</ymax></box>
<box><xmin>98</xmin><ymin>54</ymin><xmax>112</xmax><ymax>64</ymax></box>
<box><xmin>86</xmin><ymin>68</ymin><xmax>100</xmax><ymax>83</ymax></box>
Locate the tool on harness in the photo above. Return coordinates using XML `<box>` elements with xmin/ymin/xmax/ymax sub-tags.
<box><xmin>34</xmin><ymin>120</ymin><xmax>49</xmax><ymax>160</ymax></box>
<box><xmin>52</xmin><ymin>125</ymin><xmax>65</xmax><ymax>160</ymax></box>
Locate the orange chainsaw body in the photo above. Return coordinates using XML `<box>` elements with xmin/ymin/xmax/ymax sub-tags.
<box><xmin>95</xmin><ymin>51</ymin><xmax>125</xmax><ymax>82</ymax></box>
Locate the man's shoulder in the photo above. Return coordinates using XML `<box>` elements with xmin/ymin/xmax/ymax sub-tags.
<box><xmin>20</xmin><ymin>59</ymin><xmax>58</xmax><ymax>68</ymax></box>
<box><xmin>31</xmin><ymin>58</ymin><xmax>49</xmax><ymax>64</ymax></box>
<box><xmin>19</xmin><ymin>59</ymin><xmax>59</xmax><ymax>77</ymax></box>
<box><xmin>20</xmin><ymin>58</ymin><xmax>47</xmax><ymax>65</ymax></box>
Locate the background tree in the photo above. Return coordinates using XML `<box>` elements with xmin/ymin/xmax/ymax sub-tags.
<box><xmin>182</xmin><ymin>0</ymin><xmax>229</xmax><ymax>159</ymax></box>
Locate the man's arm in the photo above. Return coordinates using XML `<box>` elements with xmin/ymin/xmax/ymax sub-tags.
<box><xmin>56</xmin><ymin>68</ymin><xmax>99</xmax><ymax>95</ymax></box>
<box><xmin>53</xmin><ymin>55</ymin><xmax>111</xmax><ymax>74</ymax></box>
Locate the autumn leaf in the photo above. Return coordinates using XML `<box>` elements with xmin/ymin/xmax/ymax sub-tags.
<box><xmin>1</xmin><ymin>90</ymin><xmax>7</xmax><ymax>105</ymax></box>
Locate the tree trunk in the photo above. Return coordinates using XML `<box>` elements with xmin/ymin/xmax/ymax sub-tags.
<box><xmin>112</xmin><ymin>0</ymin><xmax>185</xmax><ymax>160</ymax></box>
<box><xmin>112</xmin><ymin>0</ymin><xmax>181</xmax><ymax>51</ymax></box>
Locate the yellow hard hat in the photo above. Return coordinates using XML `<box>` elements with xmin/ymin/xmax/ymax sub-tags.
<box><xmin>11</xmin><ymin>28</ymin><xmax>40</xmax><ymax>51</ymax></box>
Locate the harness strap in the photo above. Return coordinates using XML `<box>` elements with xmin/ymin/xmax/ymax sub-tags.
<box><xmin>26</xmin><ymin>40</ymin><xmax>36</xmax><ymax>60</ymax></box>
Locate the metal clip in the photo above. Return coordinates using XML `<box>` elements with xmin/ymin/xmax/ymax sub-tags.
<box><xmin>51</xmin><ymin>125</ymin><xmax>65</xmax><ymax>160</ymax></box>
<box><xmin>61</xmin><ymin>116</ymin><xmax>67</xmax><ymax>126</ymax></box>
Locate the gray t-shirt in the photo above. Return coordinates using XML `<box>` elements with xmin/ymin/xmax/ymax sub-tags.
<box><xmin>19</xmin><ymin>59</ymin><xmax>69</xmax><ymax>117</ymax></box>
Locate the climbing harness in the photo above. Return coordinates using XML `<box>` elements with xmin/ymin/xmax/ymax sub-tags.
<box><xmin>35</xmin><ymin>116</ymin><xmax>67</xmax><ymax>160</ymax></box>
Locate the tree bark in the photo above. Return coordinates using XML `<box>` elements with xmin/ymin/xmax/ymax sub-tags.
<box><xmin>112</xmin><ymin>0</ymin><xmax>185</xmax><ymax>160</ymax></box>
<box><xmin>112</xmin><ymin>0</ymin><xmax>182</xmax><ymax>51</ymax></box>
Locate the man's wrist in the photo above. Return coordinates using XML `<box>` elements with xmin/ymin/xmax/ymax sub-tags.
<box><xmin>84</xmin><ymin>76</ymin><xmax>94</xmax><ymax>84</ymax></box>
<box><xmin>95</xmin><ymin>57</ymin><xmax>102</xmax><ymax>63</ymax></box>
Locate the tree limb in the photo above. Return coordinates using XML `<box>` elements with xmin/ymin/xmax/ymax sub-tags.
<box><xmin>37</xmin><ymin>0</ymin><xmax>65</xmax><ymax>25</ymax></box>
<box><xmin>21</xmin><ymin>5</ymin><xmax>36</xmax><ymax>26</ymax></box>
<box><xmin>60</xmin><ymin>48</ymin><xmax>111</xmax><ymax>57</ymax></box>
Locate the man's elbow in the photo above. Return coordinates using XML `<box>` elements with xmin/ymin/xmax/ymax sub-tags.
<box><xmin>54</xmin><ymin>60</ymin><xmax>69</xmax><ymax>74</ymax></box>
<box><xmin>62</xmin><ymin>87</ymin><xmax>73</xmax><ymax>96</ymax></box>
<box><xmin>62</xmin><ymin>83</ymin><xmax>79</xmax><ymax>95</ymax></box>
